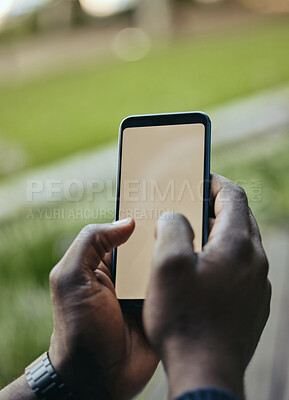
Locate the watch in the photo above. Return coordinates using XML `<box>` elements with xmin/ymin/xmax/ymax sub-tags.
<box><xmin>25</xmin><ymin>352</ymin><xmax>74</xmax><ymax>400</ymax></box>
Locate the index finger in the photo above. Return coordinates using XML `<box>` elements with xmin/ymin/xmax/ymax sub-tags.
<box><xmin>153</xmin><ymin>212</ymin><xmax>196</xmax><ymax>274</ymax></box>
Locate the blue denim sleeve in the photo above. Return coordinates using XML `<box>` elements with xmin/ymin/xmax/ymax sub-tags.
<box><xmin>174</xmin><ymin>388</ymin><xmax>244</xmax><ymax>400</ymax></box>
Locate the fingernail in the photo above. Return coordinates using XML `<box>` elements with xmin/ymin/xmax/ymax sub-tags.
<box><xmin>112</xmin><ymin>217</ymin><xmax>132</xmax><ymax>226</ymax></box>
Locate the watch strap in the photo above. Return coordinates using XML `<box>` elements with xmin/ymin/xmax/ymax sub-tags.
<box><xmin>25</xmin><ymin>352</ymin><xmax>74</xmax><ymax>400</ymax></box>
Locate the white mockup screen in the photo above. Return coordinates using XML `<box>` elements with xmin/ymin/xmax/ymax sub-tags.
<box><xmin>116</xmin><ymin>123</ymin><xmax>205</xmax><ymax>299</ymax></box>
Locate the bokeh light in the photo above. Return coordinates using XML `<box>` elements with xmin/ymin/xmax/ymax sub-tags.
<box><xmin>79</xmin><ymin>0</ymin><xmax>138</xmax><ymax>18</ymax></box>
<box><xmin>113</xmin><ymin>27</ymin><xmax>151</xmax><ymax>62</ymax></box>
<box><xmin>0</xmin><ymin>0</ymin><xmax>14</xmax><ymax>26</ymax></box>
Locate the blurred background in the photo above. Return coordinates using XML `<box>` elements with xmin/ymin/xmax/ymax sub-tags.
<box><xmin>0</xmin><ymin>0</ymin><xmax>288</xmax><ymax>399</ymax></box>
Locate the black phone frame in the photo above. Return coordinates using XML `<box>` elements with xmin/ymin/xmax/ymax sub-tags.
<box><xmin>112</xmin><ymin>112</ymin><xmax>211</xmax><ymax>312</ymax></box>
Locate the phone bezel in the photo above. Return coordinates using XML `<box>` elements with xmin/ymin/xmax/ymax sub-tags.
<box><xmin>112</xmin><ymin>112</ymin><xmax>211</xmax><ymax>312</ymax></box>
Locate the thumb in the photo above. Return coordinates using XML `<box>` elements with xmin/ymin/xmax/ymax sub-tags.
<box><xmin>152</xmin><ymin>212</ymin><xmax>196</xmax><ymax>277</ymax></box>
<box><xmin>51</xmin><ymin>218</ymin><xmax>135</xmax><ymax>286</ymax></box>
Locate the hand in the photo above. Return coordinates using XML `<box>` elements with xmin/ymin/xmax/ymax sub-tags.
<box><xmin>143</xmin><ymin>174</ymin><xmax>271</xmax><ymax>399</ymax></box>
<box><xmin>49</xmin><ymin>218</ymin><xmax>158</xmax><ymax>400</ymax></box>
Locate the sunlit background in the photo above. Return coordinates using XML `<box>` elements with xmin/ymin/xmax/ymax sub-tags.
<box><xmin>0</xmin><ymin>1</ymin><xmax>289</xmax><ymax>399</ymax></box>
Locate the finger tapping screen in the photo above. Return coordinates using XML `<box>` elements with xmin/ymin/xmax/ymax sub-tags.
<box><xmin>116</xmin><ymin>123</ymin><xmax>205</xmax><ymax>300</ymax></box>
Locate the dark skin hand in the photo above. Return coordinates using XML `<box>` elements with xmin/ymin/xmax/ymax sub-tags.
<box><xmin>48</xmin><ymin>218</ymin><xmax>159</xmax><ymax>400</ymax></box>
<box><xmin>0</xmin><ymin>173</ymin><xmax>270</xmax><ymax>400</ymax></box>
<box><xmin>143</xmin><ymin>174</ymin><xmax>271</xmax><ymax>400</ymax></box>
<box><xmin>0</xmin><ymin>219</ymin><xmax>159</xmax><ymax>400</ymax></box>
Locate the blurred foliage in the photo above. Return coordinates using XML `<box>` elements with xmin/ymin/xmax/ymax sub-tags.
<box><xmin>213</xmin><ymin>131</ymin><xmax>289</xmax><ymax>227</ymax></box>
<box><xmin>0</xmin><ymin>19</ymin><xmax>289</xmax><ymax>179</ymax></box>
<box><xmin>0</xmin><ymin>284</ymin><xmax>52</xmax><ymax>386</ymax></box>
<box><xmin>0</xmin><ymin>15</ymin><xmax>39</xmax><ymax>45</ymax></box>
<box><xmin>0</xmin><ymin>207</ymin><xmax>111</xmax><ymax>386</ymax></box>
<box><xmin>0</xmin><ymin>220</ymin><xmax>70</xmax><ymax>386</ymax></box>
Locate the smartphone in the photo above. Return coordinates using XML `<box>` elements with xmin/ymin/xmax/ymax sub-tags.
<box><xmin>112</xmin><ymin>112</ymin><xmax>211</xmax><ymax>311</ymax></box>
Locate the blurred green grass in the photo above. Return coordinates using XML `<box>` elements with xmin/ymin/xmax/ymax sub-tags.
<box><xmin>0</xmin><ymin>285</ymin><xmax>52</xmax><ymax>385</ymax></box>
<box><xmin>1</xmin><ymin>18</ymin><xmax>289</xmax><ymax>388</ymax></box>
<box><xmin>0</xmin><ymin>211</ymin><xmax>109</xmax><ymax>386</ymax></box>
<box><xmin>0</xmin><ymin>19</ymin><xmax>289</xmax><ymax>179</ymax></box>
<box><xmin>213</xmin><ymin>131</ymin><xmax>289</xmax><ymax>226</ymax></box>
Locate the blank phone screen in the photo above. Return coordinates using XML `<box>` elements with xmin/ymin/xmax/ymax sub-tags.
<box><xmin>115</xmin><ymin>123</ymin><xmax>205</xmax><ymax>300</ymax></box>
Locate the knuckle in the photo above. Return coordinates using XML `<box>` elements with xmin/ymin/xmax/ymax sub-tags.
<box><xmin>267</xmin><ymin>279</ymin><xmax>272</xmax><ymax>300</ymax></box>
<box><xmin>49</xmin><ymin>270</ymin><xmax>56</xmax><ymax>287</ymax></box>
<box><xmin>233</xmin><ymin>184</ymin><xmax>248</xmax><ymax>203</ymax></box>
<box><xmin>96</xmin><ymin>230</ymin><xmax>113</xmax><ymax>253</ymax></box>
<box><xmin>259</xmin><ymin>250</ymin><xmax>269</xmax><ymax>277</ymax></box>
<box><xmin>251</xmin><ymin>246</ymin><xmax>269</xmax><ymax>280</ymax></box>
<box><xmin>264</xmin><ymin>279</ymin><xmax>272</xmax><ymax>321</ymax></box>
<box><xmin>49</xmin><ymin>263</ymin><xmax>69</xmax><ymax>295</ymax></box>
<box><xmin>230</xmin><ymin>231</ymin><xmax>253</xmax><ymax>260</ymax></box>
<box><xmin>82</xmin><ymin>223</ymin><xmax>97</xmax><ymax>232</ymax></box>
<box><xmin>79</xmin><ymin>225</ymin><xmax>114</xmax><ymax>253</ymax></box>
<box><xmin>79</xmin><ymin>224</ymin><xmax>97</xmax><ymax>239</ymax></box>
<box><xmin>49</xmin><ymin>264</ymin><xmax>59</xmax><ymax>287</ymax></box>
<box><xmin>49</xmin><ymin>265</ymin><xmax>61</xmax><ymax>291</ymax></box>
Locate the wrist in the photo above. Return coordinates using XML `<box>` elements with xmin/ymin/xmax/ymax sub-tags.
<box><xmin>48</xmin><ymin>348</ymin><xmax>112</xmax><ymax>400</ymax></box>
<box><xmin>0</xmin><ymin>375</ymin><xmax>38</xmax><ymax>400</ymax></box>
<box><xmin>161</xmin><ymin>338</ymin><xmax>245</xmax><ymax>400</ymax></box>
